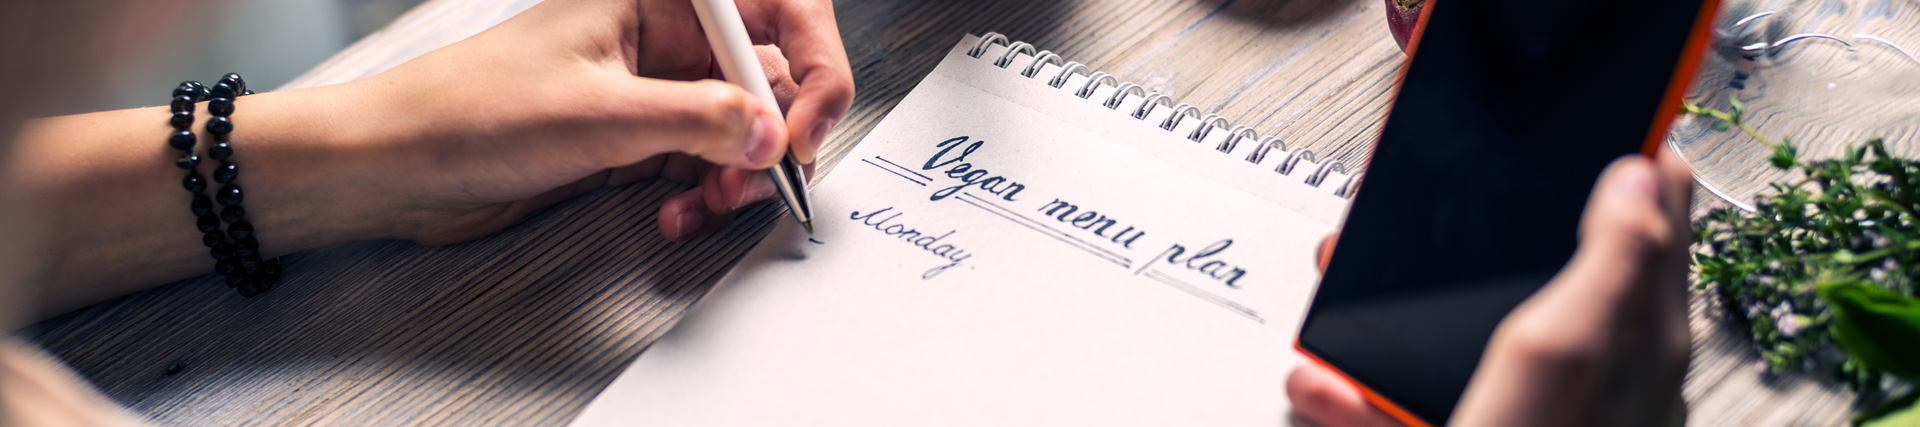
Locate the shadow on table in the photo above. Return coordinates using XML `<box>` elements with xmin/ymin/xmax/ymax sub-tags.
<box><xmin>1202</xmin><ymin>0</ymin><xmax>1373</xmax><ymax>28</ymax></box>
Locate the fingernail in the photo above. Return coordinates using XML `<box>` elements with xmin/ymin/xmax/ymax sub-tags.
<box><xmin>746</xmin><ymin>112</ymin><xmax>783</xmax><ymax>166</ymax></box>
<box><xmin>807</xmin><ymin>118</ymin><xmax>838</xmax><ymax>162</ymax></box>
<box><xmin>733</xmin><ymin>174</ymin><xmax>777</xmax><ymax>210</ymax></box>
<box><xmin>672</xmin><ymin>209</ymin><xmax>705</xmax><ymax>241</ymax></box>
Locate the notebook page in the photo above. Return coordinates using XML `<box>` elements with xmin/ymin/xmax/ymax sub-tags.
<box><xmin>568</xmin><ymin>35</ymin><xmax>1350</xmax><ymax>427</ymax></box>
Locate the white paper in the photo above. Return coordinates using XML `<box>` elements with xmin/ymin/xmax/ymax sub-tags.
<box><xmin>568</xmin><ymin>35</ymin><xmax>1351</xmax><ymax>427</ymax></box>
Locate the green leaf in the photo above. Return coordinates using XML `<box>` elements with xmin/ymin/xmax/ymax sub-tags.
<box><xmin>1818</xmin><ymin>281</ymin><xmax>1920</xmax><ymax>381</ymax></box>
<box><xmin>1716</xmin><ymin>121</ymin><xmax>1733</xmax><ymax>132</ymax></box>
<box><xmin>1861</xmin><ymin>392</ymin><xmax>1920</xmax><ymax>427</ymax></box>
<box><xmin>1774</xmin><ymin>142</ymin><xmax>1800</xmax><ymax>169</ymax></box>
<box><xmin>1730</xmin><ymin>94</ymin><xmax>1747</xmax><ymax>115</ymax></box>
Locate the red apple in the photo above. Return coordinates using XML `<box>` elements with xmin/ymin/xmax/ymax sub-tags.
<box><xmin>1385</xmin><ymin>0</ymin><xmax>1425</xmax><ymax>52</ymax></box>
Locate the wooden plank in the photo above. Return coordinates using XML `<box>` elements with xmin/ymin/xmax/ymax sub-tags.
<box><xmin>1669</xmin><ymin>0</ymin><xmax>1920</xmax><ymax>208</ymax></box>
<box><xmin>19</xmin><ymin>0</ymin><xmax>1861</xmax><ymax>425</ymax></box>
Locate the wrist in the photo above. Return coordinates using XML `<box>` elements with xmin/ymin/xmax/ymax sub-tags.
<box><xmin>7</xmin><ymin>80</ymin><xmax>404</xmax><ymax>316</ymax></box>
<box><xmin>329</xmin><ymin>62</ymin><xmax>489</xmax><ymax>244</ymax></box>
<box><xmin>220</xmin><ymin>81</ymin><xmax>404</xmax><ymax>250</ymax></box>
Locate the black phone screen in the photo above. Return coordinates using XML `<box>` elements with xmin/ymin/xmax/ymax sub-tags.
<box><xmin>1295</xmin><ymin>0</ymin><xmax>1710</xmax><ymax>423</ymax></box>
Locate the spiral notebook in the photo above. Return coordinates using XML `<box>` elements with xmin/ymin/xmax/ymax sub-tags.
<box><xmin>568</xmin><ymin>33</ymin><xmax>1361</xmax><ymax>426</ymax></box>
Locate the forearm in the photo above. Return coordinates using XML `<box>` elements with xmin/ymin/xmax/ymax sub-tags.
<box><xmin>8</xmin><ymin>82</ymin><xmax>398</xmax><ymax>318</ymax></box>
<box><xmin>1</xmin><ymin>0</ymin><xmax>840</xmax><ymax>320</ymax></box>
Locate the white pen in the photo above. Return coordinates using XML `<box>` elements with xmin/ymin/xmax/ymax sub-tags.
<box><xmin>690</xmin><ymin>0</ymin><xmax>816</xmax><ymax>234</ymax></box>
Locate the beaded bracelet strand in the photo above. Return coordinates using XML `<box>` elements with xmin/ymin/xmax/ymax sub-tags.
<box><xmin>169</xmin><ymin>73</ymin><xmax>281</xmax><ymax>298</ymax></box>
<box><xmin>168</xmin><ymin>81</ymin><xmax>217</xmax><ymax>248</ymax></box>
<box><xmin>207</xmin><ymin>73</ymin><xmax>282</xmax><ymax>297</ymax></box>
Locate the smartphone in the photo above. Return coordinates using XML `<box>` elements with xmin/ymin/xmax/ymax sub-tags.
<box><xmin>1292</xmin><ymin>0</ymin><xmax>1721</xmax><ymax>424</ymax></box>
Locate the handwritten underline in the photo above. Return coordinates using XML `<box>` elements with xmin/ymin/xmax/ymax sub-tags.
<box><xmin>1142</xmin><ymin>269</ymin><xmax>1263</xmax><ymax>323</ymax></box>
<box><xmin>955</xmin><ymin>192</ymin><xmax>1133</xmax><ymax>268</ymax></box>
<box><xmin>862</xmin><ymin>157</ymin><xmax>931</xmax><ymax>186</ymax></box>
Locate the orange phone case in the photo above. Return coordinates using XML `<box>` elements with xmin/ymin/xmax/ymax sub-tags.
<box><xmin>1295</xmin><ymin>0</ymin><xmax>1724</xmax><ymax>424</ymax></box>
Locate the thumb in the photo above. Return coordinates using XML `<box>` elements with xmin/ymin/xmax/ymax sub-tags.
<box><xmin>1452</xmin><ymin>154</ymin><xmax>1693</xmax><ymax>427</ymax></box>
<box><xmin>1554</xmin><ymin>152</ymin><xmax>1693</xmax><ymax>312</ymax></box>
<box><xmin>1526</xmin><ymin>155</ymin><xmax>1680</xmax><ymax>340</ymax></box>
<box><xmin>605</xmin><ymin>78</ymin><xmax>789</xmax><ymax>170</ymax></box>
<box><xmin>1577</xmin><ymin>156</ymin><xmax>1672</xmax><ymax>266</ymax></box>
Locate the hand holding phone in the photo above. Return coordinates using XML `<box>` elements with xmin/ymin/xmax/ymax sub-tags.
<box><xmin>1291</xmin><ymin>0</ymin><xmax>1718</xmax><ymax>422</ymax></box>
<box><xmin>1291</xmin><ymin>151</ymin><xmax>1695</xmax><ymax>427</ymax></box>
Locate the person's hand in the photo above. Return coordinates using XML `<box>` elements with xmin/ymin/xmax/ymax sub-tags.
<box><xmin>1288</xmin><ymin>150</ymin><xmax>1694</xmax><ymax>427</ymax></box>
<box><xmin>345</xmin><ymin>0</ymin><xmax>852</xmax><ymax>243</ymax></box>
<box><xmin>0</xmin><ymin>0</ymin><xmax>853</xmax><ymax>317</ymax></box>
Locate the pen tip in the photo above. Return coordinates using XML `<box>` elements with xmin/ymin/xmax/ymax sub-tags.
<box><xmin>801</xmin><ymin>221</ymin><xmax>814</xmax><ymax>235</ymax></box>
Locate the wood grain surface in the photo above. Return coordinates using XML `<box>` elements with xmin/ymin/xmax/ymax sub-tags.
<box><xmin>17</xmin><ymin>0</ymin><xmax>1863</xmax><ymax>425</ymax></box>
<box><xmin>1669</xmin><ymin>0</ymin><xmax>1920</xmax><ymax>211</ymax></box>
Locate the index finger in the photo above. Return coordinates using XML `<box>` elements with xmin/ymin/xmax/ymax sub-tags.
<box><xmin>1287</xmin><ymin>364</ymin><xmax>1407</xmax><ymax>427</ymax></box>
<box><xmin>738</xmin><ymin>0</ymin><xmax>854</xmax><ymax>165</ymax></box>
<box><xmin>1316</xmin><ymin>233</ymin><xmax>1339</xmax><ymax>274</ymax></box>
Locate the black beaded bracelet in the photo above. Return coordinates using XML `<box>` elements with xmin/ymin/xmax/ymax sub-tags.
<box><xmin>168</xmin><ymin>73</ymin><xmax>282</xmax><ymax>298</ymax></box>
<box><xmin>168</xmin><ymin>80</ymin><xmax>213</xmax><ymax>235</ymax></box>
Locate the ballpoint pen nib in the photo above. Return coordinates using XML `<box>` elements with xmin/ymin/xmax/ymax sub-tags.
<box><xmin>801</xmin><ymin>220</ymin><xmax>815</xmax><ymax>235</ymax></box>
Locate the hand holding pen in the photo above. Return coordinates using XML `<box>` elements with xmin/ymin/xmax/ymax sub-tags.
<box><xmin>327</xmin><ymin>0</ymin><xmax>853</xmax><ymax>244</ymax></box>
<box><xmin>690</xmin><ymin>0</ymin><xmax>830</xmax><ymax>233</ymax></box>
<box><xmin>630</xmin><ymin>0</ymin><xmax>853</xmax><ymax>239</ymax></box>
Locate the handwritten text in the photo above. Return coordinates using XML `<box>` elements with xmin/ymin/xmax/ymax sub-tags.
<box><xmin>1038</xmin><ymin>198</ymin><xmax>1147</xmax><ymax>249</ymax></box>
<box><xmin>924</xmin><ymin>136</ymin><xmax>1028</xmax><ymax>202</ymax></box>
<box><xmin>1155</xmin><ymin>239</ymin><xmax>1249</xmax><ymax>288</ymax></box>
<box><xmin>851</xmin><ymin>206</ymin><xmax>974</xmax><ymax>279</ymax></box>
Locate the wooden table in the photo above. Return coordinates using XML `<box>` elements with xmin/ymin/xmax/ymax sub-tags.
<box><xmin>20</xmin><ymin>0</ymin><xmax>1857</xmax><ymax>425</ymax></box>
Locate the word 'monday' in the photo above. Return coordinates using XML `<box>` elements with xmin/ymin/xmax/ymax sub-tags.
<box><xmin>850</xmin><ymin>206</ymin><xmax>973</xmax><ymax>279</ymax></box>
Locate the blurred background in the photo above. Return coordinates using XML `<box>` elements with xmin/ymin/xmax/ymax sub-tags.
<box><xmin>70</xmin><ymin>0</ymin><xmax>428</xmax><ymax>114</ymax></box>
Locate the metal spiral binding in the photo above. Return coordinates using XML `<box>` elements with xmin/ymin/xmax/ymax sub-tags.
<box><xmin>1076</xmin><ymin>72</ymin><xmax>1118</xmax><ymax>99</ymax></box>
<box><xmin>1023</xmin><ymin>51</ymin><xmax>1063</xmax><ymax>78</ymax></box>
<box><xmin>968</xmin><ymin>32</ymin><xmax>1362</xmax><ymax>198</ymax></box>
<box><xmin>1159</xmin><ymin>104</ymin><xmax>1200</xmax><ymax>131</ymax></box>
<box><xmin>1243</xmin><ymin>136</ymin><xmax>1286</xmax><ymax>164</ymax></box>
<box><xmin>1049</xmin><ymin>62</ymin><xmax>1089</xmax><ymax>88</ymax></box>
<box><xmin>1217</xmin><ymin>126</ymin><xmax>1258</xmax><ymax>153</ymax></box>
<box><xmin>1103</xmin><ymin>83</ymin><xmax>1145</xmax><ymax>110</ymax></box>
<box><xmin>1133</xmin><ymin>93</ymin><xmax>1171</xmax><ymax>120</ymax></box>
<box><xmin>967</xmin><ymin>33</ymin><xmax>1010</xmax><ymax>58</ymax></box>
<box><xmin>993</xmin><ymin>42</ymin><xmax>1037</xmax><ymax>68</ymax></box>
<box><xmin>1186</xmin><ymin>114</ymin><xmax>1229</xmax><ymax>142</ymax></box>
<box><xmin>1276</xmin><ymin>149</ymin><xmax>1315</xmax><ymax>176</ymax></box>
<box><xmin>1334</xmin><ymin>172</ymin><xmax>1365</xmax><ymax>197</ymax></box>
<box><xmin>1304</xmin><ymin>160</ymin><xmax>1342</xmax><ymax>187</ymax></box>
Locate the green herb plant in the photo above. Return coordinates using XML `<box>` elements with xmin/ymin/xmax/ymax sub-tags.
<box><xmin>1684</xmin><ymin>97</ymin><xmax>1920</xmax><ymax>425</ymax></box>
